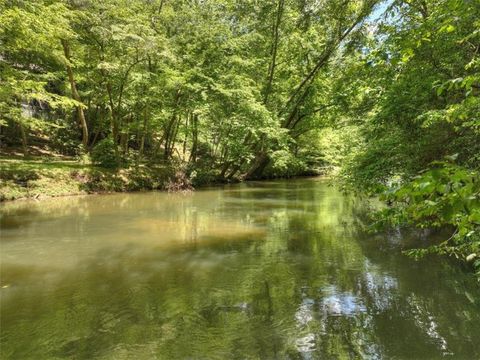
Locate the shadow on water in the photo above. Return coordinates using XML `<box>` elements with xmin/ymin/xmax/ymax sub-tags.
<box><xmin>1</xmin><ymin>178</ymin><xmax>480</xmax><ymax>359</ymax></box>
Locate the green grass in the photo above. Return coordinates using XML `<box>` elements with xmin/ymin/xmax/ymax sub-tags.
<box><xmin>0</xmin><ymin>157</ymin><xmax>173</xmax><ymax>202</ymax></box>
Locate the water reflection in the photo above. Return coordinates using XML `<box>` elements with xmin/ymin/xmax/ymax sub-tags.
<box><xmin>320</xmin><ymin>286</ymin><xmax>367</xmax><ymax>317</ymax></box>
<box><xmin>1</xmin><ymin>178</ymin><xmax>479</xmax><ymax>359</ymax></box>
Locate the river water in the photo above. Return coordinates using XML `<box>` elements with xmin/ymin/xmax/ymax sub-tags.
<box><xmin>1</xmin><ymin>178</ymin><xmax>479</xmax><ymax>359</ymax></box>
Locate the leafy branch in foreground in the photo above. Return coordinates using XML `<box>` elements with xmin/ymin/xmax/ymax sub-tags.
<box><xmin>372</xmin><ymin>158</ymin><xmax>480</xmax><ymax>277</ymax></box>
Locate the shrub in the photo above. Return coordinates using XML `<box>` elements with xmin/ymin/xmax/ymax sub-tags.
<box><xmin>91</xmin><ymin>138</ymin><xmax>121</xmax><ymax>168</ymax></box>
<box><xmin>372</xmin><ymin>159</ymin><xmax>480</xmax><ymax>277</ymax></box>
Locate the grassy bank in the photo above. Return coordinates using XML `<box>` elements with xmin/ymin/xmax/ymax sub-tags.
<box><xmin>0</xmin><ymin>155</ymin><xmax>320</xmax><ymax>202</ymax></box>
<box><xmin>0</xmin><ymin>157</ymin><xmax>177</xmax><ymax>202</ymax></box>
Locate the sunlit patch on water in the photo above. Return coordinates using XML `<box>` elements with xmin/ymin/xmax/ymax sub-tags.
<box><xmin>320</xmin><ymin>285</ymin><xmax>367</xmax><ymax>317</ymax></box>
<box><xmin>295</xmin><ymin>333</ymin><xmax>316</xmax><ymax>354</ymax></box>
<box><xmin>363</xmin><ymin>260</ymin><xmax>398</xmax><ymax>311</ymax></box>
<box><xmin>408</xmin><ymin>294</ymin><xmax>452</xmax><ymax>355</ymax></box>
<box><xmin>295</xmin><ymin>298</ymin><xmax>315</xmax><ymax>326</ymax></box>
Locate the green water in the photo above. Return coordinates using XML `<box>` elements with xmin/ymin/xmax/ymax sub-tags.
<box><xmin>1</xmin><ymin>178</ymin><xmax>479</xmax><ymax>359</ymax></box>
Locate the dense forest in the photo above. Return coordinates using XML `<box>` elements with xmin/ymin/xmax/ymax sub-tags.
<box><xmin>0</xmin><ymin>0</ymin><xmax>479</xmax><ymax>272</ymax></box>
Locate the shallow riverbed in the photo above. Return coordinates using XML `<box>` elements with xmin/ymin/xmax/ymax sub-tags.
<box><xmin>1</xmin><ymin>178</ymin><xmax>479</xmax><ymax>359</ymax></box>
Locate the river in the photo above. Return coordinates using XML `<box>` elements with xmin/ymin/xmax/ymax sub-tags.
<box><xmin>1</xmin><ymin>178</ymin><xmax>479</xmax><ymax>359</ymax></box>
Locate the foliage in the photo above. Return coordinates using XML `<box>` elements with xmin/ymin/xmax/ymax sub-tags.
<box><xmin>0</xmin><ymin>0</ymin><xmax>378</xmax><ymax>178</ymax></box>
<box><xmin>330</xmin><ymin>0</ymin><xmax>480</xmax><ymax>193</ymax></box>
<box><xmin>373</xmin><ymin>159</ymin><xmax>480</xmax><ymax>276</ymax></box>
<box><xmin>90</xmin><ymin>138</ymin><xmax>121</xmax><ymax>168</ymax></box>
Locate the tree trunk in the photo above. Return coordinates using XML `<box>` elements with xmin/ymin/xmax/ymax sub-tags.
<box><xmin>168</xmin><ymin>115</ymin><xmax>181</xmax><ymax>158</ymax></box>
<box><xmin>189</xmin><ymin>113</ymin><xmax>199</xmax><ymax>163</ymax></box>
<box><xmin>121</xmin><ymin>130</ymin><xmax>129</xmax><ymax>155</ymax></box>
<box><xmin>20</xmin><ymin>124</ymin><xmax>28</xmax><ymax>157</ymax></box>
<box><xmin>163</xmin><ymin>115</ymin><xmax>176</xmax><ymax>159</ymax></box>
<box><xmin>139</xmin><ymin>107</ymin><xmax>148</xmax><ymax>158</ymax></box>
<box><xmin>263</xmin><ymin>0</ymin><xmax>284</xmax><ymax>105</ymax></box>
<box><xmin>182</xmin><ymin>112</ymin><xmax>189</xmax><ymax>160</ymax></box>
<box><xmin>244</xmin><ymin>152</ymin><xmax>269</xmax><ymax>179</ymax></box>
<box><xmin>61</xmin><ymin>39</ymin><xmax>89</xmax><ymax>148</ymax></box>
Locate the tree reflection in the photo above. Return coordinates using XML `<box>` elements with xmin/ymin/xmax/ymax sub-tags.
<box><xmin>1</xmin><ymin>179</ymin><xmax>480</xmax><ymax>359</ymax></box>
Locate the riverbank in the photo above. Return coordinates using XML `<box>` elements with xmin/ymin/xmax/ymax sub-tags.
<box><xmin>0</xmin><ymin>156</ymin><xmax>324</xmax><ymax>202</ymax></box>
<box><xmin>0</xmin><ymin>157</ymin><xmax>179</xmax><ymax>202</ymax></box>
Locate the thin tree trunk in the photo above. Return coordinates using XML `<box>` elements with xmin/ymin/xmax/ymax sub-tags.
<box><xmin>61</xmin><ymin>39</ymin><xmax>89</xmax><ymax>148</ymax></box>
<box><xmin>168</xmin><ymin>115</ymin><xmax>181</xmax><ymax>158</ymax></box>
<box><xmin>121</xmin><ymin>126</ymin><xmax>129</xmax><ymax>154</ymax></box>
<box><xmin>91</xmin><ymin>128</ymin><xmax>100</xmax><ymax>148</ymax></box>
<box><xmin>189</xmin><ymin>113</ymin><xmax>198</xmax><ymax>163</ymax></box>
<box><xmin>163</xmin><ymin>89</ymin><xmax>182</xmax><ymax>160</ymax></box>
<box><xmin>20</xmin><ymin>124</ymin><xmax>28</xmax><ymax>157</ymax></box>
<box><xmin>182</xmin><ymin>112</ymin><xmax>189</xmax><ymax>160</ymax></box>
<box><xmin>139</xmin><ymin>107</ymin><xmax>148</xmax><ymax>158</ymax></box>
<box><xmin>163</xmin><ymin>115</ymin><xmax>176</xmax><ymax>159</ymax></box>
<box><xmin>220</xmin><ymin>159</ymin><xmax>232</xmax><ymax>178</ymax></box>
<box><xmin>263</xmin><ymin>0</ymin><xmax>284</xmax><ymax>105</ymax></box>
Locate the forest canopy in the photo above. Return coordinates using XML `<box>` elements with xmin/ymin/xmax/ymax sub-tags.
<box><xmin>1</xmin><ymin>0</ymin><xmax>379</xmax><ymax>177</ymax></box>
